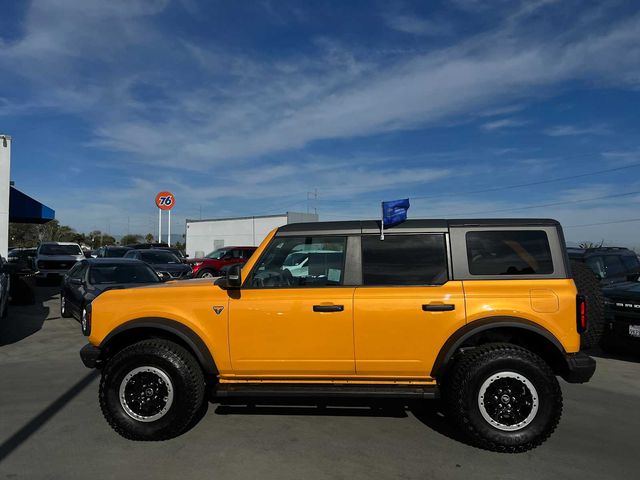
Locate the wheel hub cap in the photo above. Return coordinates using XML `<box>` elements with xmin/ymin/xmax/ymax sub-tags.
<box><xmin>119</xmin><ymin>366</ymin><xmax>174</xmax><ymax>422</ymax></box>
<box><xmin>478</xmin><ymin>371</ymin><xmax>539</xmax><ymax>431</ymax></box>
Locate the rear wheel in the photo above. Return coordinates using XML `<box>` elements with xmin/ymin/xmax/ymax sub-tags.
<box><xmin>99</xmin><ymin>339</ymin><xmax>205</xmax><ymax>441</ymax></box>
<box><xmin>571</xmin><ymin>260</ymin><xmax>604</xmax><ymax>349</ymax></box>
<box><xmin>444</xmin><ymin>343</ymin><xmax>562</xmax><ymax>453</ymax></box>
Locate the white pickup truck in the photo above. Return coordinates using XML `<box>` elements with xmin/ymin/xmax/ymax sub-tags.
<box><xmin>34</xmin><ymin>242</ymin><xmax>85</xmax><ymax>284</ymax></box>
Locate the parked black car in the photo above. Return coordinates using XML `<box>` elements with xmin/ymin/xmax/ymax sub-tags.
<box><xmin>568</xmin><ymin>247</ymin><xmax>640</xmax><ymax>285</ymax></box>
<box><xmin>60</xmin><ymin>258</ymin><xmax>161</xmax><ymax>323</ymax></box>
<box><xmin>123</xmin><ymin>249</ymin><xmax>192</xmax><ymax>280</ymax></box>
<box><xmin>94</xmin><ymin>246</ymin><xmax>132</xmax><ymax>258</ymax></box>
<box><xmin>7</xmin><ymin>247</ymin><xmax>37</xmax><ymax>273</ymax></box>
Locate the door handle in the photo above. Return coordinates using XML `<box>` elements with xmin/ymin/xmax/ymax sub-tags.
<box><xmin>313</xmin><ymin>305</ymin><xmax>344</xmax><ymax>313</ymax></box>
<box><xmin>422</xmin><ymin>304</ymin><xmax>455</xmax><ymax>312</ymax></box>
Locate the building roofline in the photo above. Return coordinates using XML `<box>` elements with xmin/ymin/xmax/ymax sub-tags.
<box><xmin>186</xmin><ymin>212</ymin><xmax>312</xmax><ymax>224</ymax></box>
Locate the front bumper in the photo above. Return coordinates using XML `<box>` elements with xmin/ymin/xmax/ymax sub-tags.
<box><xmin>80</xmin><ymin>343</ymin><xmax>102</xmax><ymax>369</ymax></box>
<box><xmin>562</xmin><ymin>352</ymin><xmax>596</xmax><ymax>383</ymax></box>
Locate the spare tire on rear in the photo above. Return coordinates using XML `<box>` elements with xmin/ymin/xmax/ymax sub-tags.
<box><xmin>570</xmin><ymin>260</ymin><xmax>604</xmax><ymax>350</ymax></box>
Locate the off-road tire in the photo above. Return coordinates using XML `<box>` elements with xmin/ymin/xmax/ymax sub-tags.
<box><xmin>60</xmin><ymin>294</ymin><xmax>72</xmax><ymax>318</ymax></box>
<box><xmin>444</xmin><ymin>343</ymin><xmax>562</xmax><ymax>453</ymax></box>
<box><xmin>570</xmin><ymin>260</ymin><xmax>605</xmax><ymax>349</ymax></box>
<box><xmin>99</xmin><ymin>339</ymin><xmax>205</xmax><ymax>441</ymax></box>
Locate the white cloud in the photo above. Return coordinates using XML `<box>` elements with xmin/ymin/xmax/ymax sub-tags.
<box><xmin>481</xmin><ymin>118</ymin><xmax>528</xmax><ymax>131</ymax></box>
<box><xmin>386</xmin><ymin>15</ymin><xmax>453</xmax><ymax>36</ymax></box>
<box><xmin>544</xmin><ymin>124</ymin><xmax>610</xmax><ymax>137</ymax></box>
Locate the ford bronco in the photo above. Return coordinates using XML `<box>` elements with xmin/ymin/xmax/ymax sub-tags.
<box><xmin>79</xmin><ymin>219</ymin><xmax>595</xmax><ymax>452</ymax></box>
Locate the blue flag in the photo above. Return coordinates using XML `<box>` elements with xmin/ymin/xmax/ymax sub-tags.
<box><xmin>382</xmin><ymin>198</ymin><xmax>410</xmax><ymax>228</ymax></box>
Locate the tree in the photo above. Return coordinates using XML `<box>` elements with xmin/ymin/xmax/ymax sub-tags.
<box><xmin>120</xmin><ymin>234</ymin><xmax>142</xmax><ymax>246</ymax></box>
<box><xmin>145</xmin><ymin>233</ymin><xmax>155</xmax><ymax>243</ymax></box>
<box><xmin>9</xmin><ymin>223</ymin><xmax>39</xmax><ymax>247</ymax></box>
<box><xmin>578</xmin><ymin>240</ymin><xmax>604</xmax><ymax>249</ymax></box>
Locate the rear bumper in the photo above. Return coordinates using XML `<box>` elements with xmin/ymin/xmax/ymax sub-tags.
<box><xmin>80</xmin><ymin>343</ymin><xmax>102</xmax><ymax>369</ymax></box>
<box><xmin>562</xmin><ymin>352</ymin><xmax>596</xmax><ymax>383</ymax></box>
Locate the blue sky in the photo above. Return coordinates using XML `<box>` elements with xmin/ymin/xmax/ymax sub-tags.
<box><xmin>1</xmin><ymin>0</ymin><xmax>640</xmax><ymax>246</ymax></box>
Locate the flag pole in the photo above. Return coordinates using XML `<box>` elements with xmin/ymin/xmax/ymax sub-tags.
<box><xmin>380</xmin><ymin>202</ymin><xmax>384</xmax><ymax>241</ymax></box>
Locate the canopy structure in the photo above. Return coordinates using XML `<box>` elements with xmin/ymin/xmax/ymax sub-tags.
<box><xmin>9</xmin><ymin>186</ymin><xmax>55</xmax><ymax>224</ymax></box>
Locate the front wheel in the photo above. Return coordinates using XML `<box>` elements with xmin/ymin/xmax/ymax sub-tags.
<box><xmin>99</xmin><ymin>339</ymin><xmax>205</xmax><ymax>440</ymax></box>
<box><xmin>444</xmin><ymin>343</ymin><xmax>562</xmax><ymax>453</ymax></box>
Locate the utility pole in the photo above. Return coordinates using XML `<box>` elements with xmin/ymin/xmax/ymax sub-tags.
<box><xmin>307</xmin><ymin>189</ymin><xmax>318</xmax><ymax>215</ymax></box>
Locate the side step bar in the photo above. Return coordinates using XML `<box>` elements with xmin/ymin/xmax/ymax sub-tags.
<box><xmin>214</xmin><ymin>383</ymin><xmax>439</xmax><ymax>399</ymax></box>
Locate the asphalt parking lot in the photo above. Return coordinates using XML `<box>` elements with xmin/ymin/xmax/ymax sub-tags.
<box><xmin>1</xmin><ymin>282</ymin><xmax>639</xmax><ymax>480</ymax></box>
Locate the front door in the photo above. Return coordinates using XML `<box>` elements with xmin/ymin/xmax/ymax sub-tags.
<box><xmin>354</xmin><ymin>234</ymin><xmax>466</xmax><ymax>378</ymax></box>
<box><xmin>229</xmin><ymin>235</ymin><xmax>355</xmax><ymax>377</ymax></box>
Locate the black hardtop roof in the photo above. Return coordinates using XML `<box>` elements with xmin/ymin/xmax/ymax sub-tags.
<box><xmin>278</xmin><ymin>218</ymin><xmax>560</xmax><ymax>233</ymax></box>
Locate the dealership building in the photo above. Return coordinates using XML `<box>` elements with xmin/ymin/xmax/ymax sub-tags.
<box><xmin>1</xmin><ymin>134</ymin><xmax>55</xmax><ymax>258</ymax></box>
<box><xmin>185</xmin><ymin>212</ymin><xmax>318</xmax><ymax>258</ymax></box>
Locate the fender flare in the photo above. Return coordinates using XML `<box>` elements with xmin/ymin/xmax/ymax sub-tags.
<box><xmin>431</xmin><ymin>316</ymin><xmax>566</xmax><ymax>378</ymax></box>
<box><xmin>100</xmin><ymin>317</ymin><xmax>218</xmax><ymax>374</ymax></box>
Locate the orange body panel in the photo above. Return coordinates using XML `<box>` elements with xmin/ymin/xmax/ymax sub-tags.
<box><xmin>462</xmin><ymin>279</ymin><xmax>580</xmax><ymax>353</ymax></box>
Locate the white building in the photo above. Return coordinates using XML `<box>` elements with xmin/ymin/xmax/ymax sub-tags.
<box><xmin>185</xmin><ymin>212</ymin><xmax>318</xmax><ymax>257</ymax></box>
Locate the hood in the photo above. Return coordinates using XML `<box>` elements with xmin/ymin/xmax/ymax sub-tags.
<box><xmin>38</xmin><ymin>254</ymin><xmax>85</xmax><ymax>262</ymax></box>
<box><xmin>148</xmin><ymin>262</ymin><xmax>191</xmax><ymax>271</ymax></box>
<box><xmin>602</xmin><ymin>281</ymin><xmax>640</xmax><ymax>300</ymax></box>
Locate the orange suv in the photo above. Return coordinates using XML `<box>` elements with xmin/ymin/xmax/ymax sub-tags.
<box><xmin>79</xmin><ymin>218</ymin><xmax>595</xmax><ymax>452</ymax></box>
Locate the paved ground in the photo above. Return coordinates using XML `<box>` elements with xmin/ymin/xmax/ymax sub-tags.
<box><xmin>1</xmin><ymin>281</ymin><xmax>639</xmax><ymax>480</ymax></box>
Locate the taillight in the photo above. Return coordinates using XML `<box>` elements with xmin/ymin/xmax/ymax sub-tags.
<box><xmin>577</xmin><ymin>295</ymin><xmax>587</xmax><ymax>333</ymax></box>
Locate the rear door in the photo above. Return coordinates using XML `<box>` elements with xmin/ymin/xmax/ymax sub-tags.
<box><xmin>353</xmin><ymin>233</ymin><xmax>466</xmax><ymax>378</ymax></box>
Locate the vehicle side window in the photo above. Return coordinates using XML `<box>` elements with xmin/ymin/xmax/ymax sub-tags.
<box><xmin>466</xmin><ymin>230</ymin><xmax>553</xmax><ymax>275</ymax></box>
<box><xmin>621</xmin><ymin>255</ymin><xmax>640</xmax><ymax>272</ymax></box>
<box><xmin>362</xmin><ymin>234</ymin><xmax>448</xmax><ymax>286</ymax></box>
<box><xmin>70</xmin><ymin>263</ymin><xmax>87</xmax><ymax>281</ymax></box>
<box><xmin>249</xmin><ymin>236</ymin><xmax>347</xmax><ymax>288</ymax></box>
<box><xmin>585</xmin><ymin>256</ymin><xmax>606</xmax><ymax>278</ymax></box>
<box><xmin>231</xmin><ymin>249</ymin><xmax>242</xmax><ymax>259</ymax></box>
<box><xmin>242</xmin><ymin>249</ymin><xmax>255</xmax><ymax>259</ymax></box>
<box><xmin>603</xmin><ymin>256</ymin><xmax>625</xmax><ymax>278</ymax></box>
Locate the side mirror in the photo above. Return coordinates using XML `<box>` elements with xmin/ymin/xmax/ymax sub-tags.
<box><xmin>224</xmin><ymin>263</ymin><xmax>242</xmax><ymax>289</ymax></box>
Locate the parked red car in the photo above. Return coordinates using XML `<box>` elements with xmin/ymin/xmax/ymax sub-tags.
<box><xmin>188</xmin><ymin>246</ymin><xmax>257</xmax><ymax>278</ymax></box>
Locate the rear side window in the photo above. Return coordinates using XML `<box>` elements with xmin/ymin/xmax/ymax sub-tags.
<box><xmin>362</xmin><ymin>234</ymin><xmax>448</xmax><ymax>285</ymax></box>
<box><xmin>621</xmin><ymin>255</ymin><xmax>640</xmax><ymax>272</ymax></box>
<box><xmin>466</xmin><ymin>231</ymin><xmax>553</xmax><ymax>276</ymax></box>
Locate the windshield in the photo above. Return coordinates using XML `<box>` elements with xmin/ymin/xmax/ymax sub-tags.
<box><xmin>205</xmin><ymin>248</ymin><xmax>228</xmax><ymax>259</ymax></box>
<box><xmin>39</xmin><ymin>244</ymin><xmax>83</xmax><ymax>256</ymax></box>
<box><xmin>89</xmin><ymin>264</ymin><xmax>160</xmax><ymax>284</ymax></box>
<box><xmin>140</xmin><ymin>251</ymin><xmax>180</xmax><ymax>264</ymax></box>
<box><xmin>105</xmin><ymin>248</ymin><xmax>131</xmax><ymax>258</ymax></box>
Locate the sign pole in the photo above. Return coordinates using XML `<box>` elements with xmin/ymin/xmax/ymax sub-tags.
<box><xmin>168</xmin><ymin>210</ymin><xmax>171</xmax><ymax>246</ymax></box>
<box><xmin>158</xmin><ymin>209</ymin><xmax>162</xmax><ymax>243</ymax></box>
<box><xmin>380</xmin><ymin>202</ymin><xmax>384</xmax><ymax>241</ymax></box>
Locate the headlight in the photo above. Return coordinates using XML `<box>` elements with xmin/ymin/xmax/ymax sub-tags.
<box><xmin>82</xmin><ymin>303</ymin><xmax>92</xmax><ymax>336</ymax></box>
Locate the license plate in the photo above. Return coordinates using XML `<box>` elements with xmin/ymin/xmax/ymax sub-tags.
<box><xmin>629</xmin><ymin>325</ymin><xmax>640</xmax><ymax>338</ymax></box>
